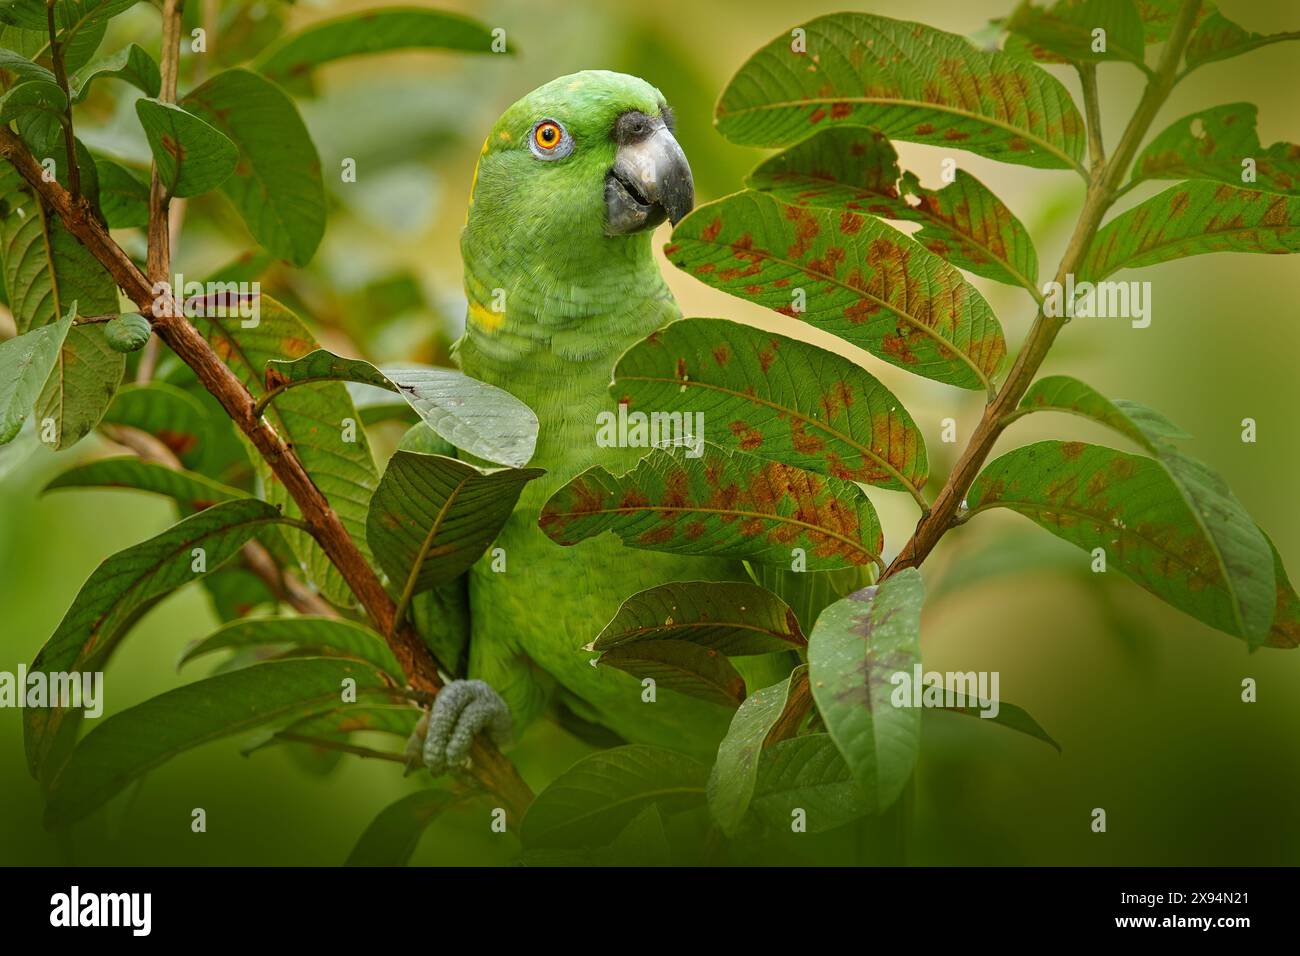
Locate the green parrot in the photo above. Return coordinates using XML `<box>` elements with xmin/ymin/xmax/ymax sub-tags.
<box><xmin>411</xmin><ymin>71</ymin><xmax>808</xmax><ymax>772</ymax></box>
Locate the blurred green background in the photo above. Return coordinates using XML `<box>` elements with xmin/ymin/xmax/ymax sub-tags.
<box><xmin>1</xmin><ymin>0</ymin><xmax>1297</xmax><ymax>865</ymax></box>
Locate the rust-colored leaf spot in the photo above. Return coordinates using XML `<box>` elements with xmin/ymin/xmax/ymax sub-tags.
<box><xmin>1060</xmin><ymin>441</ymin><xmax>1086</xmax><ymax>461</ymax></box>
<box><xmin>156</xmin><ymin>429</ymin><xmax>198</xmax><ymax>455</ymax></box>
<box><xmin>729</xmin><ymin>419</ymin><xmax>763</xmax><ymax>451</ymax></box>
<box><xmin>712</xmin><ymin>344</ymin><xmax>730</xmax><ymax>366</ymax></box>
<box><xmin>701</xmin><ymin>216</ymin><xmax>723</xmax><ymax>242</ymax></box>
<box><xmin>809</xmin><ymin>107</ymin><xmax>827</xmax><ymax>124</ymax></box>
<box><xmin>840</xmin><ymin>211</ymin><xmax>865</xmax><ymax>235</ymax></box>
<box><xmin>830</xmin><ymin>101</ymin><xmax>852</xmax><ymax>119</ymax></box>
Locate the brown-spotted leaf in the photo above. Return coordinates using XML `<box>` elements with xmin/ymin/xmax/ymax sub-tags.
<box><xmin>747</xmin><ymin>127</ymin><xmax>1038</xmax><ymax>292</ymax></box>
<box><xmin>612</xmin><ymin>318</ymin><xmax>927</xmax><ymax>495</ymax></box>
<box><xmin>1083</xmin><ymin>182</ymin><xmax>1300</xmax><ymax>279</ymax></box>
<box><xmin>595</xmin><ymin>640</ymin><xmax>747</xmax><ymax>708</ymax></box>
<box><xmin>1183</xmin><ymin>8</ymin><xmax>1300</xmax><ymax>73</ymax></box>
<box><xmin>1133</xmin><ymin>103</ymin><xmax>1300</xmax><ymax>195</ymax></box>
<box><xmin>715</xmin><ymin>12</ymin><xmax>1085</xmax><ymax>171</ymax></box>
<box><xmin>967</xmin><ymin>441</ymin><xmax>1276</xmax><ymax>646</ymax></box>
<box><xmin>1004</xmin><ymin>0</ymin><xmax>1146</xmax><ymax>66</ymax></box>
<box><xmin>538</xmin><ymin>443</ymin><xmax>883</xmax><ymax>571</ymax></box>
<box><xmin>807</xmin><ymin>567</ymin><xmax>924</xmax><ymax>812</ymax></box>
<box><xmin>666</xmin><ymin>192</ymin><xmax>1006</xmax><ymax>391</ymax></box>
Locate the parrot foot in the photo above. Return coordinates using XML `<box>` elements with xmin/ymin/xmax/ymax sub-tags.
<box><xmin>404</xmin><ymin>680</ymin><xmax>512</xmax><ymax>777</ymax></box>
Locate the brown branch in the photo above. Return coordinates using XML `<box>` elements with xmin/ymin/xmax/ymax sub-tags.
<box><xmin>0</xmin><ymin>133</ymin><xmax>534</xmax><ymax>818</ymax></box>
<box><xmin>884</xmin><ymin>0</ymin><xmax>1203</xmax><ymax>579</ymax></box>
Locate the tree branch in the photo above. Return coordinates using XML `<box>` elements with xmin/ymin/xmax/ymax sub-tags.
<box><xmin>0</xmin><ymin>130</ymin><xmax>535</xmax><ymax>819</ymax></box>
<box><xmin>883</xmin><ymin>0</ymin><xmax>1203</xmax><ymax>579</ymax></box>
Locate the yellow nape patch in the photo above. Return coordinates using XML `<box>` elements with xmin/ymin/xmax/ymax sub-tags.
<box><xmin>468</xmin><ymin>300</ymin><xmax>504</xmax><ymax>333</ymax></box>
<box><xmin>497</xmin><ymin>130</ymin><xmax>513</xmax><ymax>142</ymax></box>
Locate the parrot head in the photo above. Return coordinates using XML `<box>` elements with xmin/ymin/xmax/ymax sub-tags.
<box><xmin>465</xmin><ymin>70</ymin><xmax>693</xmax><ymax>248</ymax></box>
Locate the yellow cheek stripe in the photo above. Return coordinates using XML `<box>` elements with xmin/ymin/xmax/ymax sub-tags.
<box><xmin>468</xmin><ymin>299</ymin><xmax>504</xmax><ymax>333</ymax></box>
<box><xmin>466</xmin><ymin>133</ymin><xmax>493</xmax><ymax>224</ymax></box>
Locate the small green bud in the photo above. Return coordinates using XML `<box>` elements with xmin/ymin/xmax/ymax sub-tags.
<box><xmin>104</xmin><ymin>313</ymin><xmax>152</xmax><ymax>353</ymax></box>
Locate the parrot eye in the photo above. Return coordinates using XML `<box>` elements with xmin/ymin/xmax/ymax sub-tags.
<box><xmin>529</xmin><ymin>119</ymin><xmax>572</xmax><ymax>160</ymax></box>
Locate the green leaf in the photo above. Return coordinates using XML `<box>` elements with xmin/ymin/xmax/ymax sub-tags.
<box><xmin>745</xmin><ymin>561</ymin><xmax>873</xmax><ymax>635</ymax></box>
<box><xmin>748</xmin><ymin>733</ymin><xmax>870</xmax><ymax>833</ymax></box>
<box><xmin>0</xmin><ymin>48</ymin><xmax>57</xmax><ymax>84</ymax></box>
<box><xmin>594</xmin><ymin>640</ymin><xmax>747</xmax><ymax>708</ymax></box>
<box><xmin>134</xmin><ymin>99</ymin><xmax>238</xmax><ymax>198</ymax></box>
<box><xmin>72</xmin><ymin>42</ymin><xmax>160</xmax><ymax>101</ymax></box>
<box><xmin>1135</xmin><ymin>0</ymin><xmax>1212</xmax><ymax>43</ymax></box>
<box><xmin>589</xmin><ymin>579</ymin><xmax>807</xmax><ymax>656</ymax></box>
<box><xmin>100</xmin><ymin>381</ymin><xmax>212</xmax><ymax>469</ymax></box>
<box><xmin>0</xmin><ymin>306</ymin><xmax>72</xmax><ymax>444</ymax></box>
<box><xmin>934</xmin><ymin>699</ymin><xmax>1061</xmax><ymax>752</ymax></box>
<box><xmin>967</xmin><ymin>441</ymin><xmax>1276</xmax><ymax>646</ymax></box>
<box><xmin>345</xmin><ymin>788</ymin><xmax>461</xmax><ymax>867</ymax></box>
<box><xmin>25</xmin><ymin>498</ymin><xmax>285</xmax><ymax>781</ymax></box>
<box><xmin>43</xmin><ymin>456</ymin><xmax>244</xmax><ymax>510</ymax></box>
<box><xmin>256</xmin><ymin>8</ymin><xmax>511</xmax><ymax>92</ymax></box>
<box><xmin>44</xmin><ymin>658</ymin><xmax>393</xmax><ymax>826</ymax></box>
<box><xmin>0</xmin><ymin>80</ymin><xmax>67</xmax><ymax>141</ymax></box>
<box><xmin>248</xmin><ymin>703</ymin><xmax>420</xmax><ymax>753</ymax></box>
<box><xmin>521</xmin><ymin>745</ymin><xmax>708</xmax><ymax>849</ymax></box>
<box><xmin>264</xmin><ymin>349</ymin><xmax>539</xmax><ymax>467</ymax></box>
<box><xmin>192</xmin><ymin>295</ymin><xmax>378</xmax><ymax>606</ymax></box>
<box><xmin>179</xmin><ymin>615</ymin><xmax>402</xmax><ymax>681</ymax></box>
<box><xmin>0</xmin><ymin>0</ymin><xmax>140</xmax><ymax>34</ymax></box>
<box><xmin>539</xmin><ymin>443</ymin><xmax>884</xmax><ymax>571</ymax></box>
<box><xmin>92</xmin><ymin>158</ymin><xmax>149</xmax><ymax>228</ymax></box>
<box><xmin>1084</xmin><ymin>182</ymin><xmax>1300</xmax><ymax>279</ymax></box>
<box><xmin>0</xmin><ymin>163</ymin><xmax>124</xmax><ymax>449</ymax></box>
<box><xmin>366</xmin><ymin>451</ymin><xmax>542</xmax><ymax>599</ymax></box>
<box><xmin>1263</xmin><ymin>534</ymin><xmax>1300</xmax><ymax>650</ymax></box>
<box><xmin>35</xmin><ymin>324</ymin><xmax>124</xmax><ymax>450</ymax></box>
<box><xmin>747</xmin><ymin>127</ymin><xmax>1039</xmax><ymax>291</ymax></box>
<box><xmin>666</xmin><ymin>192</ymin><xmax>1006</xmax><ymax>391</ymax></box>
<box><xmin>708</xmin><ymin>664</ymin><xmax>812</xmax><ymax>835</ymax></box>
<box><xmin>182</xmin><ymin>69</ymin><xmax>326</xmax><ymax>265</ymax></box>
<box><xmin>808</xmin><ymin>568</ymin><xmax>924</xmax><ymax>812</ymax></box>
<box><xmin>1015</xmin><ymin>374</ymin><xmax>1190</xmax><ymax>451</ymax></box>
<box><xmin>715</xmin><ymin>12</ymin><xmax>1085</xmax><ymax>171</ymax></box>
<box><xmin>1005</xmin><ymin>0</ymin><xmax>1146</xmax><ymax>65</ymax></box>
<box><xmin>1183</xmin><ymin>9</ymin><xmax>1300</xmax><ymax>73</ymax></box>
<box><xmin>613</xmin><ymin>318</ymin><xmax>927</xmax><ymax>496</ymax></box>
<box><xmin>1132</xmin><ymin>103</ymin><xmax>1300</xmax><ymax>195</ymax></box>
<box><xmin>0</xmin><ymin>18</ymin><xmax>106</xmax><ymax>74</ymax></box>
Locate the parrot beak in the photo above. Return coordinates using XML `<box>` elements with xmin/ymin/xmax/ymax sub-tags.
<box><xmin>605</xmin><ymin>114</ymin><xmax>694</xmax><ymax>235</ymax></box>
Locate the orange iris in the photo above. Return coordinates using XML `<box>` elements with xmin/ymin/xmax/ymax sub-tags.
<box><xmin>534</xmin><ymin>121</ymin><xmax>562</xmax><ymax>150</ymax></box>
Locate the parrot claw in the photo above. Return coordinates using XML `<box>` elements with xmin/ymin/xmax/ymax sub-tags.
<box><xmin>405</xmin><ymin>680</ymin><xmax>512</xmax><ymax>777</ymax></box>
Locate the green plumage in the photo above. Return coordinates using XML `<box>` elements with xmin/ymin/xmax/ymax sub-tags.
<box><xmin>443</xmin><ymin>71</ymin><xmax>791</xmax><ymax>756</ymax></box>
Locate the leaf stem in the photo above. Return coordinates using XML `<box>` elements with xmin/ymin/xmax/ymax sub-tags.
<box><xmin>1077</xmin><ymin>63</ymin><xmax>1105</xmax><ymax>168</ymax></box>
<box><xmin>881</xmin><ymin>0</ymin><xmax>1204</xmax><ymax>579</ymax></box>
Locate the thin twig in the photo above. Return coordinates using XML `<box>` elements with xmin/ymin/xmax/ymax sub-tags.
<box><xmin>1077</xmin><ymin>63</ymin><xmax>1105</xmax><ymax>168</ymax></box>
